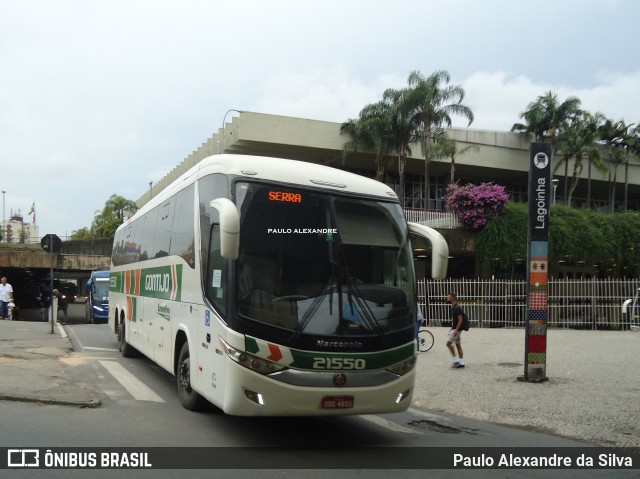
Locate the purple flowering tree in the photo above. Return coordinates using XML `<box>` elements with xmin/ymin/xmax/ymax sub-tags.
<box><xmin>443</xmin><ymin>183</ymin><xmax>510</xmax><ymax>230</ymax></box>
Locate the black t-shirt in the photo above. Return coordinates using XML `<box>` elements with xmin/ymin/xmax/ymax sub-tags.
<box><xmin>450</xmin><ymin>304</ymin><xmax>464</xmax><ymax>330</ymax></box>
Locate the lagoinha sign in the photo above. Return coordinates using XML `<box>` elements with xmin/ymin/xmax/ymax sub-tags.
<box><xmin>530</xmin><ymin>150</ymin><xmax>551</xmax><ymax>236</ymax></box>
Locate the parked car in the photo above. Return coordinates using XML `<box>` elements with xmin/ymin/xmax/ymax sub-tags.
<box><xmin>60</xmin><ymin>282</ymin><xmax>78</xmax><ymax>303</ymax></box>
<box><xmin>19</xmin><ymin>282</ymin><xmax>51</xmax><ymax>309</ymax></box>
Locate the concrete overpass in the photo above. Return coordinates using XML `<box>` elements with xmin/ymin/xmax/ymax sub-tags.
<box><xmin>0</xmin><ymin>244</ymin><xmax>110</xmax><ymax>272</ymax></box>
<box><xmin>0</xmin><ymin>239</ymin><xmax>111</xmax><ymax>309</ymax></box>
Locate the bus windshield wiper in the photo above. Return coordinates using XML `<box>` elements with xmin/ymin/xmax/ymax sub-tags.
<box><xmin>343</xmin><ymin>279</ymin><xmax>384</xmax><ymax>338</ymax></box>
<box><xmin>293</xmin><ymin>278</ymin><xmax>336</xmax><ymax>338</ymax></box>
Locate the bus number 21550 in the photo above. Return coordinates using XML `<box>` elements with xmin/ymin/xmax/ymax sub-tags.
<box><xmin>312</xmin><ymin>357</ymin><xmax>366</xmax><ymax>370</ymax></box>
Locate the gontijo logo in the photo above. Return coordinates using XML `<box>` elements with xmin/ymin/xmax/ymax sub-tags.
<box><xmin>110</xmin><ymin>265</ymin><xmax>182</xmax><ymax>301</ymax></box>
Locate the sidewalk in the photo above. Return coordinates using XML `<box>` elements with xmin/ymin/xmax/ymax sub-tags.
<box><xmin>0</xmin><ymin>319</ymin><xmax>100</xmax><ymax>407</ymax></box>
<box><xmin>0</xmin><ymin>318</ymin><xmax>638</xmax><ymax>448</ymax></box>
<box><xmin>413</xmin><ymin>326</ymin><xmax>640</xmax><ymax>449</ymax></box>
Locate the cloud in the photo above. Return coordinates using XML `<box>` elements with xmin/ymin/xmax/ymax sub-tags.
<box><xmin>578</xmin><ymin>71</ymin><xmax>640</xmax><ymax>122</ymax></box>
<box><xmin>456</xmin><ymin>70</ymin><xmax>640</xmax><ymax>131</ymax></box>
<box><xmin>251</xmin><ymin>67</ymin><xmax>406</xmax><ymax>122</ymax></box>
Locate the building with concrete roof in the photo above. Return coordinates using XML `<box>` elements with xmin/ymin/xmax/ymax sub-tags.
<box><xmin>134</xmin><ymin>111</ymin><xmax>640</xmax><ymax>278</ymax></box>
<box><xmin>137</xmin><ymin>111</ymin><xmax>640</xmax><ymax>214</ymax></box>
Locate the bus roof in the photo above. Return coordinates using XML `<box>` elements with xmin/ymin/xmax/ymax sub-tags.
<box><xmin>126</xmin><ymin>154</ymin><xmax>399</xmax><ymax>226</ymax></box>
<box><xmin>196</xmin><ymin>154</ymin><xmax>397</xmax><ymax>200</ymax></box>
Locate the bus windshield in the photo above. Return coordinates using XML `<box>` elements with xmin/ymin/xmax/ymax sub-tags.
<box><xmin>233</xmin><ymin>182</ymin><xmax>415</xmax><ymax>337</ymax></box>
<box><xmin>93</xmin><ymin>279</ymin><xmax>110</xmax><ymax>301</ymax></box>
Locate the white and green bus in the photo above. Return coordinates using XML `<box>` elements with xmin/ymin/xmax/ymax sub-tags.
<box><xmin>109</xmin><ymin>154</ymin><xmax>448</xmax><ymax>416</ymax></box>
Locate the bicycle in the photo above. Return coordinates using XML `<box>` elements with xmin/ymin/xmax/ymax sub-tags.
<box><xmin>416</xmin><ymin>320</ymin><xmax>434</xmax><ymax>352</ymax></box>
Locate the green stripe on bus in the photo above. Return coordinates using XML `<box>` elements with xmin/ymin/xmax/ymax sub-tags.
<box><xmin>109</xmin><ymin>271</ymin><xmax>124</xmax><ymax>293</ymax></box>
<box><xmin>289</xmin><ymin>342</ymin><xmax>414</xmax><ymax>370</ymax></box>
<box><xmin>244</xmin><ymin>335</ymin><xmax>414</xmax><ymax>371</ymax></box>
<box><xmin>246</xmin><ymin>337</ymin><xmax>259</xmax><ymax>355</ymax></box>
<box><xmin>109</xmin><ymin>265</ymin><xmax>183</xmax><ymax>301</ymax></box>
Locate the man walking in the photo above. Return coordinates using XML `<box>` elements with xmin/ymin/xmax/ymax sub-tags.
<box><xmin>446</xmin><ymin>292</ymin><xmax>465</xmax><ymax>369</ymax></box>
<box><xmin>0</xmin><ymin>277</ymin><xmax>14</xmax><ymax>320</ymax></box>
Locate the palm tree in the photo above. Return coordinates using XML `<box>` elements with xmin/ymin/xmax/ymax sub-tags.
<box><xmin>625</xmin><ymin>124</ymin><xmax>640</xmax><ymax>212</ymax></box>
<box><xmin>430</xmin><ymin>134</ymin><xmax>479</xmax><ymax>184</ymax></box>
<box><xmin>382</xmin><ymin>87</ymin><xmax>419</xmax><ymax>207</ymax></box>
<box><xmin>340</xmin><ymin>101</ymin><xmax>394</xmax><ymax>182</ymax></box>
<box><xmin>556</xmin><ymin>111</ymin><xmax>603</xmax><ymax>207</ymax></box>
<box><xmin>91</xmin><ymin>194</ymin><xmax>138</xmax><ymax>237</ymax></box>
<box><xmin>407</xmin><ymin>70</ymin><xmax>474</xmax><ymax>211</ymax></box>
<box><xmin>598</xmin><ymin>119</ymin><xmax>633</xmax><ymax>212</ymax></box>
<box><xmin>512</xmin><ymin>91</ymin><xmax>581</xmax><ymax>204</ymax></box>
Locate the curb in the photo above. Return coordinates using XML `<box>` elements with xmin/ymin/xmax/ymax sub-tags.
<box><xmin>0</xmin><ymin>390</ymin><xmax>102</xmax><ymax>408</ymax></box>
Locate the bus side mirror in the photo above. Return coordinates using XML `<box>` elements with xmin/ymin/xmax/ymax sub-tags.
<box><xmin>408</xmin><ymin>222</ymin><xmax>449</xmax><ymax>279</ymax></box>
<box><xmin>210</xmin><ymin>198</ymin><xmax>240</xmax><ymax>259</ymax></box>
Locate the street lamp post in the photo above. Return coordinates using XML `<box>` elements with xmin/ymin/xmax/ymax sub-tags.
<box><xmin>1</xmin><ymin>190</ymin><xmax>5</xmax><ymax>243</ymax></box>
<box><xmin>219</xmin><ymin>109</ymin><xmax>243</xmax><ymax>154</ymax></box>
<box><xmin>552</xmin><ymin>179</ymin><xmax>559</xmax><ymax>205</ymax></box>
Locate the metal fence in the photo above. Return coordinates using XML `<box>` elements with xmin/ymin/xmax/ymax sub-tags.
<box><xmin>417</xmin><ymin>278</ymin><xmax>640</xmax><ymax>330</ymax></box>
<box><xmin>404</xmin><ymin>208</ymin><xmax>460</xmax><ymax>229</ymax></box>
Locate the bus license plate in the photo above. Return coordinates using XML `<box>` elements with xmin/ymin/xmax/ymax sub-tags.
<box><xmin>322</xmin><ymin>395</ymin><xmax>354</xmax><ymax>409</ymax></box>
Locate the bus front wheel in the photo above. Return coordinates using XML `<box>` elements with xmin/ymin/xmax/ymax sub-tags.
<box><xmin>177</xmin><ymin>342</ymin><xmax>206</xmax><ymax>411</ymax></box>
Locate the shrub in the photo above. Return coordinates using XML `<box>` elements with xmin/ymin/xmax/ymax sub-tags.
<box><xmin>444</xmin><ymin>182</ymin><xmax>510</xmax><ymax>230</ymax></box>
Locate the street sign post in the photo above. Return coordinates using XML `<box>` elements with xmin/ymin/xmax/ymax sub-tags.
<box><xmin>520</xmin><ymin>143</ymin><xmax>551</xmax><ymax>383</ymax></box>
<box><xmin>41</xmin><ymin>234</ymin><xmax>61</xmax><ymax>333</ymax></box>
<box><xmin>40</xmin><ymin>234</ymin><xmax>61</xmax><ymax>254</ymax></box>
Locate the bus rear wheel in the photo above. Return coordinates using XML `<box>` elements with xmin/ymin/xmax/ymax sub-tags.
<box><xmin>119</xmin><ymin>319</ymin><xmax>136</xmax><ymax>358</ymax></box>
<box><xmin>177</xmin><ymin>342</ymin><xmax>206</xmax><ymax>411</ymax></box>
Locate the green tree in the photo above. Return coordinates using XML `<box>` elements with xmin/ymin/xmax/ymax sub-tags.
<box><xmin>512</xmin><ymin>91</ymin><xmax>581</xmax><ymax>204</ymax></box>
<box><xmin>625</xmin><ymin>124</ymin><xmax>640</xmax><ymax>212</ymax></box>
<box><xmin>598</xmin><ymin>119</ymin><xmax>634</xmax><ymax>212</ymax></box>
<box><xmin>555</xmin><ymin>111</ymin><xmax>604</xmax><ymax>207</ymax></box>
<box><xmin>69</xmin><ymin>227</ymin><xmax>93</xmax><ymax>240</ymax></box>
<box><xmin>340</xmin><ymin>101</ymin><xmax>394</xmax><ymax>182</ymax></box>
<box><xmin>382</xmin><ymin>86</ymin><xmax>419</xmax><ymax>206</ymax></box>
<box><xmin>430</xmin><ymin>134</ymin><xmax>479</xmax><ymax>184</ymax></box>
<box><xmin>407</xmin><ymin>70</ymin><xmax>474</xmax><ymax>211</ymax></box>
<box><xmin>71</xmin><ymin>194</ymin><xmax>138</xmax><ymax>239</ymax></box>
<box><xmin>91</xmin><ymin>194</ymin><xmax>138</xmax><ymax>237</ymax></box>
<box><xmin>476</xmin><ymin>204</ymin><xmax>640</xmax><ymax>277</ymax></box>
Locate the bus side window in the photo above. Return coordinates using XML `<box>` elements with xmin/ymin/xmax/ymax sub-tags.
<box><xmin>206</xmin><ymin>225</ymin><xmax>227</xmax><ymax>316</ymax></box>
<box><xmin>170</xmin><ymin>184</ymin><xmax>196</xmax><ymax>268</ymax></box>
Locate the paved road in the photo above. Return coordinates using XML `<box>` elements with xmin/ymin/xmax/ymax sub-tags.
<box><xmin>414</xmin><ymin>326</ymin><xmax>640</xmax><ymax>449</ymax></box>
<box><xmin>1</xmin><ymin>306</ymin><xmax>639</xmax><ymax>449</ymax></box>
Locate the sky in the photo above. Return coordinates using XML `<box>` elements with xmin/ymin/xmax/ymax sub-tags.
<box><xmin>1</xmin><ymin>0</ymin><xmax>639</xmax><ymax>240</ymax></box>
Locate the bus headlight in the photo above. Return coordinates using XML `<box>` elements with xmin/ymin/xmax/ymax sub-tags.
<box><xmin>385</xmin><ymin>355</ymin><xmax>416</xmax><ymax>376</ymax></box>
<box><xmin>220</xmin><ymin>339</ymin><xmax>286</xmax><ymax>375</ymax></box>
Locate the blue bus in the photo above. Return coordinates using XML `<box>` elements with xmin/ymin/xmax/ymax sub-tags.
<box><xmin>86</xmin><ymin>270</ymin><xmax>110</xmax><ymax>324</ymax></box>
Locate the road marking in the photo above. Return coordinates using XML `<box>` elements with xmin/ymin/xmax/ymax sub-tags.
<box><xmin>358</xmin><ymin>415</ymin><xmax>418</xmax><ymax>434</ymax></box>
<box><xmin>56</xmin><ymin>323</ymin><xmax>67</xmax><ymax>338</ymax></box>
<box><xmin>84</xmin><ymin>346</ymin><xmax>119</xmax><ymax>352</ymax></box>
<box><xmin>98</xmin><ymin>360</ymin><xmax>164</xmax><ymax>402</ymax></box>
